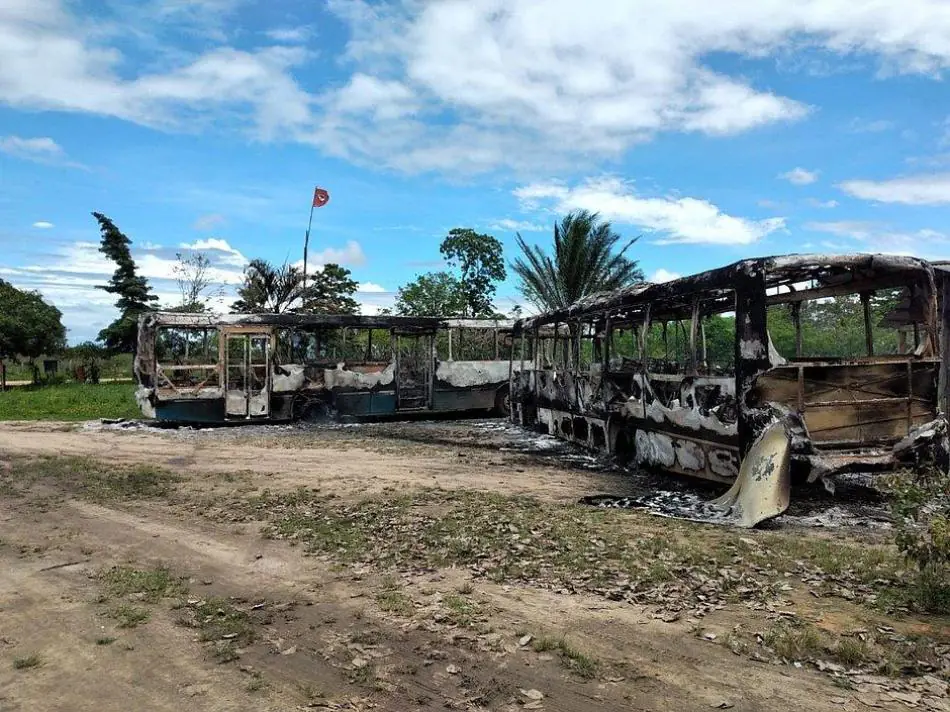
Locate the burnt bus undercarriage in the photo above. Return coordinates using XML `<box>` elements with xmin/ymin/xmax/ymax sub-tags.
<box><xmin>134</xmin><ymin>313</ymin><xmax>515</xmax><ymax>423</ymax></box>
<box><xmin>509</xmin><ymin>254</ymin><xmax>950</xmax><ymax>493</ymax></box>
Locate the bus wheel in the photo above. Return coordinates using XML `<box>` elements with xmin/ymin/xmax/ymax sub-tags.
<box><xmin>494</xmin><ymin>387</ymin><xmax>511</xmax><ymax>417</ymax></box>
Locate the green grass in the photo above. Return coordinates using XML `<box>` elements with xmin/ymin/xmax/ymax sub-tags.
<box><xmin>95</xmin><ymin>637</ymin><xmax>117</xmax><ymax>646</ymax></box>
<box><xmin>177</xmin><ymin>597</ymin><xmax>257</xmax><ymax>663</ymax></box>
<box><xmin>240</xmin><ymin>487</ymin><xmax>913</xmax><ymax>612</ymax></box>
<box><xmin>741</xmin><ymin>619</ymin><xmax>947</xmax><ymax>676</ymax></box>
<box><xmin>99</xmin><ymin>566</ymin><xmax>186</xmax><ymax>602</ymax></box>
<box><xmin>12</xmin><ymin>654</ymin><xmax>42</xmax><ymax>670</ymax></box>
<box><xmin>1</xmin><ymin>457</ymin><xmax>181</xmax><ymax>501</ymax></box>
<box><xmin>530</xmin><ymin>635</ymin><xmax>599</xmax><ymax>679</ymax></box>
<box><xmin>374</xmin><ymin>578</ymin><xmax>415</xmax><ymax>616</ymax></box>
<box><xmin>109</xmin><ymin>604</ymin><xmax>150</xmax><ymax>629</ymax></box>
<box><xmin>0</xmin><ymin>382</ymin><xmax>140</xmax><ymax>421</ymax></box>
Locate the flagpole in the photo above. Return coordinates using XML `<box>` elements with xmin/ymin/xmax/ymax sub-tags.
<box><xmin>302</xmin><ymin>200</ymin><xmax>315</xmax><ymax>306</ymax></box>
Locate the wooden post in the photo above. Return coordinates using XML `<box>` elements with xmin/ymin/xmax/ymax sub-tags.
<box><xmin>639</xmin><ymin>305</ymin><xmax>651</xmax><ymax>364</ymax></box>
<box><xmin>603</xmin><ymin>315</ymin><xmax>611</xmax><ymax>372</ymax></box>
<box><xmin>939</xmin><ymin>276</ymin><xmax>950</xmax><ymax>417</ymax></box>
<box><xmin>734</xmin><ymin>267</ymin><xmax>770</xmax><ymax>458</ymax></box>
<box><xmin>689</xmin><ymin>298</ymin><xmax>700</xmax><ymax>375</ymax></box>
<box><xmin>447</xmin><ymin>328</ymin><xmax>453</xmax><ymax>361</ymax></box>
<box><xmin>662</xmin><ymin>321</ymin><xmax>668</xmax><ymax>362</ymax></box>
<box><xmin>861</xmin><ymin>291</ymin><xmax>874</xmax><ymax>356</ymax></box>
<box><xmin>700</xmin><ymin>318</ymin><xmax>708</xmax><ymax>373</ymax></box>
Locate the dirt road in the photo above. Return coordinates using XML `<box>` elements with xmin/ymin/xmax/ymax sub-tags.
<box><xmin>0</xmin><ymin>420</ymin><xmax>946</xmax><ymax>712</ymax></box>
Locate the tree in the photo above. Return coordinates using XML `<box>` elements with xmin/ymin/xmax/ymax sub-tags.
<box><xmin>306</xmin><ymin>264</ymin><xmax>360</xmax><ymax>315</ymax></box>
<box><xmin>511</xmin><ymin>210</ymin><xmax>643</xmax><ymax>311</ymax></box>
<box><xmin>0</xmin><ymin>280</ymin><xmax>67</xmax><ymax>380</ymax></box>
<box><xmin>440</xmin><ymin>228</ymin><xmax>506</xmax><ymax>317</ymax></box>
<box><xmin>232</xmin><ymin>259</ymin><xmax>305</xmax><ymax>314</ymax></box>
<box><xmin>171</xmin><ymin>251</ymin><xmax>222</xmax><ymax>313</ymax></box>
<box><xmin>92</xmin><ymin>212</ymin><xmax>157</xmax><ymax>352</ymax></box>
<box><xmin>394</xmin><ymin>271</ymin><xmax>467</xmax><ymax>317</ymax></box>
<box><xmin>232</xmin><ymin>259</ymin><xmax>360</xmax><ymax>315</ymax></box>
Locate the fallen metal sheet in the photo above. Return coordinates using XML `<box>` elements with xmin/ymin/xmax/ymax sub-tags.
<box><xmin>707</xmin><ymin>420</ymin><xmax>791</xmax><ymax>527</ymax></box>
<box><xmin>580</xmin><ymin>421</ymin><xmax>791</xmax><ymax>529</ymax></box>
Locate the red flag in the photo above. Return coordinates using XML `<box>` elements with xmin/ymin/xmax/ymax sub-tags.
<box><xmin>312</xmin><ymin>186</ymin><xmax>330</xmax><ymax>208</ymax></box>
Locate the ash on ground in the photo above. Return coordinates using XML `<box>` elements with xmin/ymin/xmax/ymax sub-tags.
<box><xmin>85</xmin><ymin>416</ymin><xmax>892</xmax><ymax>530</ymax></box>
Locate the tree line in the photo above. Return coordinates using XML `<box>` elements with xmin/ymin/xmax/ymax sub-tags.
<box><xmin>0</xmin><ymin>208</ymin><xmax>906</xmax><ymax>383</ymax></box>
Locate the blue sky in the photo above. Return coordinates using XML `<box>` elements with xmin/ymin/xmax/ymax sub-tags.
<box><xmin>3</xmin><ymin>0</ymin><xmax>950</xmax><ymax>342</ymax></box>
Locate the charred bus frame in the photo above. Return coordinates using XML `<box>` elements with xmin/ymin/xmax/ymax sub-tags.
<box><xmin>509</xmin><ymin>254</ymin><xmax>950</xmax><ymax>487</ymax></box>
<box><xmin>134</xmin><ymin>312</ymin><xmax>515</xmax><ymax>423</ymax></box>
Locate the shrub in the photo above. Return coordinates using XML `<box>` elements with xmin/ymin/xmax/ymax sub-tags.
<box><xmin>887</xmin><ymin>467</ymin><xmax>950</xmax><ymax>613</ymax></box>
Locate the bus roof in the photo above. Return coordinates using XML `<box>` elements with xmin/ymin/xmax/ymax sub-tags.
<box><xmin>519</xmin><ymin>252</ymin><xmax>935</xmax><ymax>328</ymax></box>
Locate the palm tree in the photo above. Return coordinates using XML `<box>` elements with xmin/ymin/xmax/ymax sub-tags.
<box><xmin>511</xmin><ymin>210</ymin><xmax>643</xmax><ymax>311</ymax></box>
<box><xmin>231</xmin><ymin>259</ymin><xmax>306</xmax><ymax>313</ymax></box>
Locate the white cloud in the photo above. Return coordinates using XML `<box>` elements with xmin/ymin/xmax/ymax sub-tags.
<box><xmin>1</xmin><ymin>135</ymin><xmax>63</xmax><ymax>160</ymax></box>
<box><xmin>2</xmin><ymin>237</ymin><xmax>247</xmax><ymax>342</ymax></box>
<box><xmin>838</xmin><ymin>173</ymin><xmax>950</xmax><ymax>205</ymax></box>
<box><xmin>264</xmin><ymin>26</ymin><xmax>312</xmax><ymax>43</ymax></box>
<box><xmin>0</xmin><ymin>135</ymin><xmax>84</xmax><ymax>167</ymax></box>
<box><xmin>514</xmin><ymin>177</ymin><xmax>785</xmax><ymax>246</ymax></box>
<box><xmin>192</xmin><ymin>213</ymin><xmax>225</xmax><ymax>231</ymax></box>
<box><xmin>847</xmin><ymin>118</ymin><xmax>895</xmax><ymax>133</ymax></box>
<box><xmin>806</xmin><ymin>198</ymin><xmax>839</xmax><ymax>208</ymax></box>
<box><xmin>804</xmin><ymin>221</ymin><xmax>877</xmax><ymax>240</ymax></box>
<box><xmin>650</xmin><ymin>268</ymin><xmax>681</xmax><ymax>283</ymax></box>
<box><xmin>309</xmin><ymin>240</ymin><xmax>366</xmax><ymax>267</ymax></box>
<box><xmin>179</xmin><ymin>237</ymin><xmax>247</xmax><ymax>267</ymax></box>
<box><xmin>805</xmin><ymin>220</ymin><xmax>950</xmax><ymax>257</ymax></box>
<box><xmin>6</xmin><ymin>1</ymin><xmax>950</xmax><ymax>174</ymax></box>
<box><xmin>32</xmin><ymin>220</ymin><xmax>54</xmax><ymax>229</ymax></box>
<box><xmin>489</xmin><ymin>219</ymin><xmax>547</xmax><ymax>232</ymax></box>
<box><xmin>358</xmin><ymin>282</ymin><xmax>387</xmax><ymax>293</ymax></box>
<box><xmin>779</xmin><ymin>167</ymin><xmax>819</xmax><ymax>185</ymax></box>
<box><xmin>0</xmin><ymin>2</ymin><xmax>314</xmax><ymax>138</ymax></box>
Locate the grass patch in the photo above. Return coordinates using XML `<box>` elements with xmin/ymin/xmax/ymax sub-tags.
<box><xmin>109</xmin><ymin>604</ymin><xmax>150</xmax><ymax>629</ymax></box>
<box><xmin>236</xmin><ymin>487</ymin><xmax>912</xmax><ymax>612</ymax></box>
<box><xmin>762</xmin><ymin>621</ymin><xmax>825</xmax><ymax>661</ymax></box>
<box><xmin>12</xmin><ymin>654</ymin><xmax>42</xmax><ymax>670</ymax></box>
<box><xmin>0</xmin><ymin>382</ymin><xmax>139</xmax><ymax>421</ymax></box>
<box><xmin>99</xmin><ymin>566</ymin><xmax>186</xmax><ymax>602</ymax></box>
<box><xmin>95</xmin><ymin>636</ymin><xmax>117</xmax><ymax>646</ymax></box>
<box><xmin>1</xmin><ymin>456</ymin><xmax>180</xmax><ymax>501</ymax></box>
<box><xmin>178</xmin><ymin>597</ymin><xmax>256</xmax><ymax>663</ymax></box>
<box><xmin>442</xmin><ymin>593</ymin><xmax>479</xmax><ymax>627</ymax></box>
<box><xmin>530</xmin><ymin>635</ymin><xmax>599</xmax><ymax>679</ymax></box>
<box><xmin>375</xmin><ymin>579</ymin><xmax>414</xmax><ymax>617</ymax></box>
<box><xmin>744</xmin><ymin>619</ymin><xmax>947</xmax><ymax>677</ymax></box>
<box><xmin>245</xmin><ymin>671</ymin><xmax>266</xmax><ymax>692</ymax></box>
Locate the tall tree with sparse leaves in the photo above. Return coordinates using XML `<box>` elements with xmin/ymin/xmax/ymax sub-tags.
<box><xmin>93</xmin><ymin>212</ymin><xmax>157</xmax><ymax>353</ymax></box>
<box><xmin>440</xmin><ymin>228</ymin><xmax>506</xmax><ymax>317</ymax></box>
<box><xmin>511</xmin><ymin>210</ymin><xmax>642</xmax><ymax>312</ymax></box>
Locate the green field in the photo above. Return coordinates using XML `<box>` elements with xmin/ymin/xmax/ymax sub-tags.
<box><xmin>0</xmin><ymin>383</ymin><xmax>141</xmax><ymax>421</ymax></box>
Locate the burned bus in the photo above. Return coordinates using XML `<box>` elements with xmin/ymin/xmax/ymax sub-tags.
<box><xmin>134</xmin><ymin>312</ymin><xmax>515</xmax><ymax>423</ymax></box>
<box><xmin>509</xmin><ymin>254</ymin><xmax>950</xmax><ymax>490</ymax></box>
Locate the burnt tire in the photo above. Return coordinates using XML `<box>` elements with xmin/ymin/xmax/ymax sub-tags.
<box><xmin>494</xmin><ymin>386</ymin><xmax>511</xmax><ymax>417</ymax></box>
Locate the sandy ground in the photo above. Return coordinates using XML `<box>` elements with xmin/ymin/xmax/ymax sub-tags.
<box><xmin>0</xmin><ymin>419</ymin><xmax>941</xmax><ymax>712</ymax></box>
